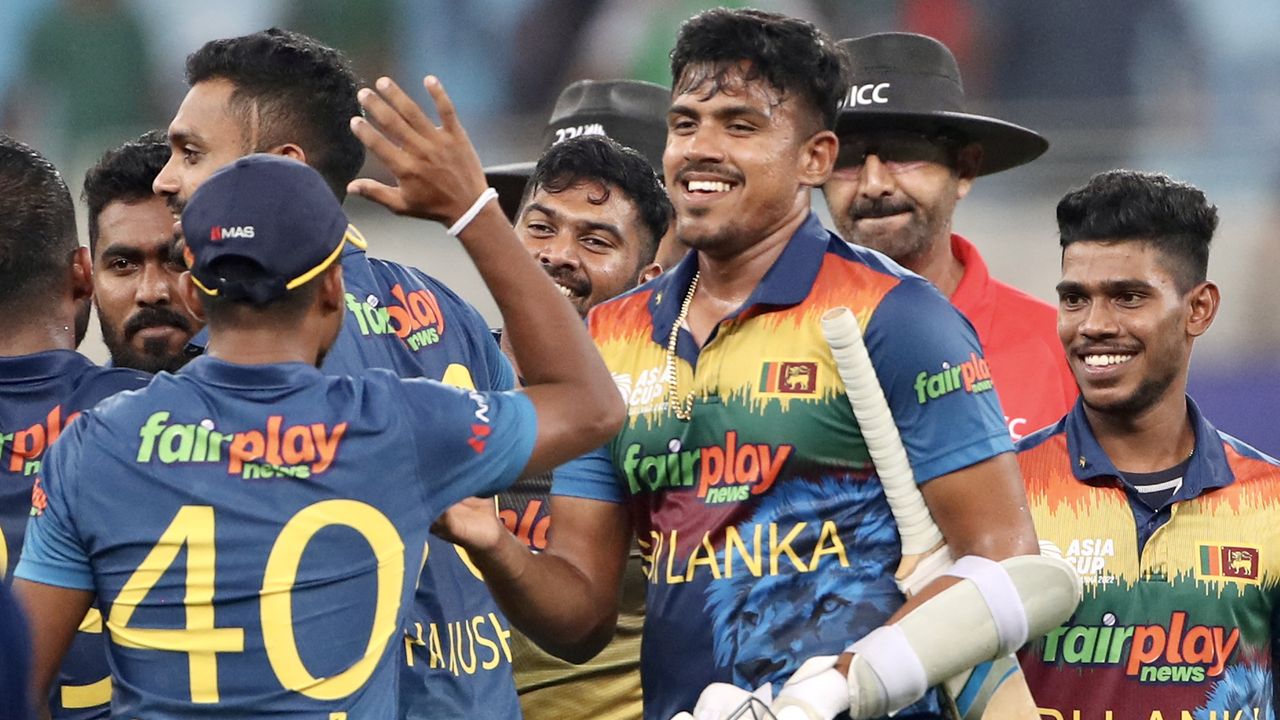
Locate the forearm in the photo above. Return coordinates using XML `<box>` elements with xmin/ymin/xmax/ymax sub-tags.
<box><xmin>467</xmin><ymin>528</ymin><xmax>619</xmax><ymax>662</ymax></box>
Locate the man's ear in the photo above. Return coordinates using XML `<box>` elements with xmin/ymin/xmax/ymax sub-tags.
<box><xmin>798</xmin><ymin>129</ymin><xmax>839</xmax><ymax>188</ymax></box>
<box><xmin>637</xmin><ymin>262</ymin><xmax>663</xmax><ymax>285</ymax></box>
<box><xmin>177</xmin><ymin>272</ymin><xmax>208</xmax><ymax>322</ymax></box>
<box><xmin>270</xmin><ymin>143</ymin><xmax>307</xmax><ymax>164</ymax></box>
<box><xmin>70</xmin><ymin>246</ymin><xmax>93</xmax><ymax>302</ymax></box>
<box><xmin>955</xmin><ymin>143</ymin><xmax>982</xmax><ymax>200</ymax></box>
<box><xmin>1186</xmin><ymin>281</ymin><xmax>1220</xmax><ymax>338</ymax></box>
<box><xmin>319</xmin><ymin>264</ymin><xmax>345</xmax><ymax>313</ymax></box>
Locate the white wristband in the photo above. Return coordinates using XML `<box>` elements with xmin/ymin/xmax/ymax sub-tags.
<box><xmin>446</xmin><ymin>187</ymin><xmax>499</xmax><ymax>237</ymax></box>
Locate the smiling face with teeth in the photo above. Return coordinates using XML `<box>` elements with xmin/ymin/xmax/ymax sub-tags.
<box><xmin>1057</xmin><ymin>240</ymin><xmax>1218</xmax><ymax>420</ymax></box>
<box><xmin>664</xmin><ymin>62</ymin><xmax>837</xmax><ymax>258</ymax></box>
<box><xmin>517</xmin><ymin>181</ymin><xmax>653</xmax><ymax>317</ymax></box>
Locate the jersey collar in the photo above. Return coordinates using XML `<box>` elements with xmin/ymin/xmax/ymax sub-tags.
<box><xmin>0</xmin><ymin>350</ymin><xmax>90</xmax><ymax>384</ymax></box>
<box><xmin>1066</xmin><ymin>394</ymin><xmax>1234</xmax><ymax>498</ymax></box>
<box><xmin>646</xmin><ymin>212</ymin><xmax>832</xmax><ymax>353</ymax></box>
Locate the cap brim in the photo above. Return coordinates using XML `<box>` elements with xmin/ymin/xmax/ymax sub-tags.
<box><xmin>833</xmin><ymin>110</ymin><xmax>1048</xmax><ymax>176</ymax></box>
<box><xmin>484</xmin><ymin>161</ymin><xmax>536</xmax><ymax>221</ymax></box>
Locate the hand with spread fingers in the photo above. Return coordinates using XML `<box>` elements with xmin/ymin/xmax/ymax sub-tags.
<box><xmin>347</xmin><ymin>75</ymin><xmax>489</xmax><ymax>226</ymax></box>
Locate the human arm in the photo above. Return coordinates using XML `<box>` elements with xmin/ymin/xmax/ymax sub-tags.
<box><xmin>434</xmin><ymin>491</ymin><xmax>632</xmax><ymax>662</ymax></box>
<box><xmin>12</xmin><ymin>581</ymin><xmax>93</xmax><ymax>714</ymax></box>
<box><xmin>347</xmin><ymin>76</ymin><xmax>623</xmax><ymax>474</ymax></box>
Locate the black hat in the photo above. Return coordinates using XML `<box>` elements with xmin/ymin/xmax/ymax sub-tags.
<box><xmin>182</xmin><ymin>155</ymin><xmax>365</xmax><ymax>305</ymax></box>
<box><xmin>484</xmin><ymin>79</ymin><xmax>669</xmax><ymax>219</ymax></box>
<box><xmin>835</xmin><ymin>33</ymin><xmax>1047</xmax><ymax>176</ymax></box>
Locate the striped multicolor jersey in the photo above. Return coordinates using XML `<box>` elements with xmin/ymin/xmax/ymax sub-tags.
<box><xmin>554</xmin><ymin>214</ymin><xmax>1013</xmax><ymax>720</ymax></box>
<box><xmin>1017</xmin><ymin>397</ymin><xmax>1280</xmax><ymax>720</ymax></box>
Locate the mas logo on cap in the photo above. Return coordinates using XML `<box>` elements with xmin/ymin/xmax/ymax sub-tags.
<box><xmin>210</xmin><ymin>225</ymin><xmax>255</xmax><ymax>241</ymax></box>
<box><xmin>181</xmin><ymin>154</ymin><xmax>363</xmax><ymax>305</ymax></box>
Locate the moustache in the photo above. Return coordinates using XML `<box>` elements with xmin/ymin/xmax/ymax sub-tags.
<box><xmin>124</xmin><ymin>306</ymin><xmax>193</xmax><ymax>338</ymax></box>
<box><xmin>544</xmin><ymin>266</ymin><xmax>589</xmax><ymax>297</ymax></box>
<box><xmin>672</xmin><ymin>162</ymin><xmax>745</xmax><ymax>187</ymax></box>
<box><xmin>166</xmin><ymin>194</ymin><xmax>185</xmax><ymax>217</ymax></box>
<box><xmin>847</xmin><ymin>198</ymin><xmax>913</xmax><ymax>220</ymax></box>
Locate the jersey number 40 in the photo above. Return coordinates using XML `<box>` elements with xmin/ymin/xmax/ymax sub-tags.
<box><xmin>106</xmin><ymin>501</ymin><xmax>405</xmax><ymax>703</ymax></box>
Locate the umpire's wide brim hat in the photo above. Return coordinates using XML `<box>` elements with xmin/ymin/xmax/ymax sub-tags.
<box><xmin>484</xmin><ymin>79</ymin><xmax>670</xmax><ymax>219</ymax></box>
<box><xmin>835</xmin><ymin>33</ymin><xmax>1048</xmax><ymax>176</ymax></box>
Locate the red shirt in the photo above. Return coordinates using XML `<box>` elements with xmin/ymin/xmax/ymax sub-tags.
<box><xmin>948</xmin><ymin>234</ymin><xmax>1076</xmax><ymax>440</ymax></box>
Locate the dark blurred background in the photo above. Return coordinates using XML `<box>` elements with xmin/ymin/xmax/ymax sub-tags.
<box><xmin>2</xmin><ymin>0</ymin><xmax>1276</xmax><ymax>453</ymax></box>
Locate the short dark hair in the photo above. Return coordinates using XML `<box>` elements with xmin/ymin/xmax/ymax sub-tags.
<box><xmin>199</xmin><ymin>257</ymin><xmax>322</xmax><ymax>323</ymax></box>
<box><xmin>82</xmin><ymin>129</ymin><xmax>171</xmax><ymax>255</ymax></box>
<box><xmin>669</xmin><ymin>8</ymin><xmax>849</xmax><ymax>132</ymax></box>
<box><xmin>0</xmin><ymin>135</ymin><xmax>77</xmax><ymax>311</ymax></box>
<box><xmin>1057</xmin><ymin>170</ymin><xmax>1218</xmax><ymax>293</ymax></box>
<box><xmin>521</xmin><ymin>136</ymin><xmax>672</xmax><ymax>267</ymax></box>
<box><xmin>185</xmin><ymin>28</ymin><xmax>365</xmax><ymax>200</ymax></box>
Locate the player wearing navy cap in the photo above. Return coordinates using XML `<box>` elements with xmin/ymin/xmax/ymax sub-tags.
<box><xmin>14</xmin><ymin>123</ymin><xmax>623</xmax><ymax>718</ymax></box>
<box><xmin>0</xmin><ymin>134</ymin><xmax>150</xmax><ymax>720</ymax></box>
<box><xmin>151</xmin><ymin>28</ymin><xmax>532</xmax><ymax>718</ymax></box>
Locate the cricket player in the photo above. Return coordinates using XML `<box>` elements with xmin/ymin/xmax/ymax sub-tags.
<box><xmin>14</xmin><ymin>115</ymin><xmax>623</xmax><ymax>717</ymax></box>
<box><xmin>1018</xmin><ymin>170</ymin><xmax>1280</xmax><ymax>718</ymax></box>
<box><xmin>431</xmin><ymin>8</ymin><xmax>1077</xmax><ymax>720</ymax></box>
<box><xmin>822</xmin><ymin>32</ymin><xmax>1074</xmax><ymax>442</ymax></box>
<box><xmin>151</xmin><ymin>29</ymin><xmax>527</xmax><ymax>718</ymax></box>
<box><xmin>0</xmin><ymin>134</ymin><xmax>149</xmax><ymax>719</ymax></box>
<box><xmin>83</xmin><ymin>130</ymin><xmax>201</xmax><ymax>373</ymax></box>
<box><xmin>447</xmin><ymin>133</ymin><xmax>672</xmax><ymax>720</ymax></box>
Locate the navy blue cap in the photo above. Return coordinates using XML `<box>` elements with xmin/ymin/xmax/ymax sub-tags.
<box><xmin>181</xmin><ymin>154</ymin><xmax>366</xmax><ymax>305</ymax></box>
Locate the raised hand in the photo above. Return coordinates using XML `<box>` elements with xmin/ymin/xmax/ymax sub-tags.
<box><xmin>347</xmin><ymin>75</ymin><xmax>489</xmax><ymax>226</ymax></box>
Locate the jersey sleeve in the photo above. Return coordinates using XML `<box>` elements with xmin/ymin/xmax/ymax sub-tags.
<box><xmin>485</xmin><ymin>336</ymin><xmax>517</xmax><ymax>391</ymax></box>
<box><xmin>550</xmin><ymin>445</ymin><xmax>624</xmax><ymax>504</ymax></box>
<box><xmin>861</xmin><ymin>278</ymin><xmax>1014</xmax><ymax>484</ymax></box>
<box><xmin>399</xmin><ymin>379</ymin><xmax>537</xmax><ymax>508</ymax></box>
<box><xmin>13</xmin><ymin>419</ymin><xmax>94</xmax><ymax>590</ymax></box>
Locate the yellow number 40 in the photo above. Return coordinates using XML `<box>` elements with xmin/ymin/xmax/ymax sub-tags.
<box><xmin>106</xmin><ymin>501</ymin><xmax>404</xmax><ymax>704</ymax></box>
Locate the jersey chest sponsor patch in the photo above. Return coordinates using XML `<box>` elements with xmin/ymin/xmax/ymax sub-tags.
<box><xmin>344</xmin><ymin>282</ymin><xmax>447</xmax><ymax>351</ymax></box>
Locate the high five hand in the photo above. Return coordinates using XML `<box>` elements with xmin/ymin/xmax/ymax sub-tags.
<box><xmin>347</xmin><ymin>75</ymin><xmax>489</xmax><ymax>226</ymax></box>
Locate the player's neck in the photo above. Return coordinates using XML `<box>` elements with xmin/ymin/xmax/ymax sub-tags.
<box><xmin>902</xmin><ymin>232</ymin><xmax>964</xmax><ymax>298</ymax></box>
<box><xmin>686</xmin><ymin>206</ymin><xmax>807</xmax><ymax>345</ymax></box>
<box><xmin>1085</xmin><ymin>384</ymin><xmax>1196</xmax><ymax>474</ymax></box>
<box><xmin>0</xmin><ymin>317</ymin><xmax>77</xmax><ymax>357</ymax></box>
<box><xmin>203</xmin><ymin>326</ymin><xmax>325</xmax><ymax>367</ymax></box>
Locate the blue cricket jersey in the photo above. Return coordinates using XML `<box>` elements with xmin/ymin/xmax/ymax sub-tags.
<box><xmin>554</xmin><ymin>215</ymin><xmax>1013</xmax><ymax>720</ymax></box>
<box><xmin>1</xmin><ymin>351</ymin><xmax>148</xmax><ymax>719</ymax></box>
<box><xmin>188</xmin><ymin>237</ymin><xmax>524</xmax><ymax>718</ymax></box>
<box><xmin>15</xmin><ymin>356</ymin><xmax>536</xmax><ymax>718</ymax></box>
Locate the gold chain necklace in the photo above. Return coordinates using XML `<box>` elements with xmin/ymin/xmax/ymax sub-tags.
<box><xmin>664</xmin><ymin>271</ymin><xmax>700</xmax><ymax>422</ymax></box>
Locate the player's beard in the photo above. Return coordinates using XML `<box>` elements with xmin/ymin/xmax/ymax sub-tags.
<box><xmin>1082</xmin><ymin>363</ymin><xmax>1178</xmax><ymax>419</ymax></box>
<box><xmin>100</xmin><ymin>305</ymin><xmax>194</xmax><ymax>373</ymax></box>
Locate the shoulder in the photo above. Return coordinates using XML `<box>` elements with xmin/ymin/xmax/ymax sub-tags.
<box><xmin>1218</xmin><ymin>431</ymin><xmax>1280</xmax><ymax>478</ymax></box>
<box><xmin>587</xmin><ymin>283</ymin><xmax>659</xmax><ymax>342</ymax></box>
<box><xmin>1015</xmin><ymin>419</ymin><xmax>1069</xmax><ymax>457</ymax></box>
<box><xmin>988</xmin><ymin>277</ymin><xmax>1058</xmax><ymax>323</ymax></box>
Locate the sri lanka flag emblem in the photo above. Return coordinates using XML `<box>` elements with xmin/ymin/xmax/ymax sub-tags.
<box><xmin>758</xmin><ymin>361</ymin><xmax>818</xmax><ymax>395</ymax></box>
<box><xmin>1198</xmin><ymin>544</ymin><xmax>1259</xmax><ymax>581</ymax></box>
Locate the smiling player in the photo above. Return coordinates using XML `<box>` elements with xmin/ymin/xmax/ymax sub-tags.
<box><xmin>1017</xmin><ymin>170</ymin><xmax>1280</xmax><ymax>718</ymax></box>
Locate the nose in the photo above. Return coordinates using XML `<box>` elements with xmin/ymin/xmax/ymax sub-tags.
<box><xmin>679</xmin><ymin>124</ymin><xmax>725</xmax><ymax>167</ymax></box>
<box><xmin>534</xmin><ymin>232</ymin><xmax>580</xmax><ymax>272</ymax></box>
<box><xmin>153</xmin><ymin>154</ymin><xmax>180</xmax><ymax>197</ymax></box>
<box><xmin>856</xmin><ymin>153</ymin><xmax>895</xmax><ymax>199</ymax></box>
<box><xmin>136</xmin><ymin>261</ymin><xmax>173</xmax><ymax>306</ymax></box>
<box><xmin>1078</xmin><ymin>298</ymin><xmax>1119</xmax><ymax>339</ymax></box>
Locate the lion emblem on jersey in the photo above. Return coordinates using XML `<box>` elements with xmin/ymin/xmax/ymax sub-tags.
<box><xmin>704</xmin><ymin>477</ymin><xmax>899</xmax><ymax>691</ymax></box>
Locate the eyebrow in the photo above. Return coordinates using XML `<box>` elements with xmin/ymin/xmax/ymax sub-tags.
<box><xmin>1055</xmin><ymin>278</ymin><xmax>1157</xmax><ymax>295</ymax></box>
<box><xmin>167</xmin><ymin>127</ymin><xmax>203</xmax><ymax>146</ymax></box>
<box><xmin>525</xmin><ymin>202</ymin><xmax>624</xmax><ymax>240</ymax></box>
<box><xmin>668</xmin><ymin>102</ymin><xmax>769</xmax><ymax>123</ymax></box>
